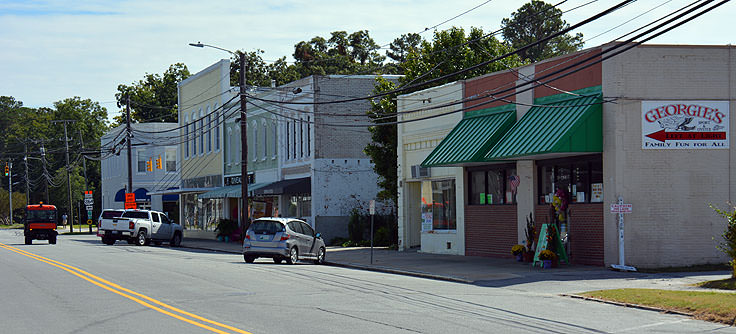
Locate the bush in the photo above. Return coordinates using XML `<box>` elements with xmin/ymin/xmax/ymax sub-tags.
<box><xmin>344</xmin><ymin>209</ymin><xmax>397</xmax><ymax>247</ymax></box>
<box><xmin>711</xmin><ymin>204</ymin><xmax>736</xmax><ymax>278</ymax></box>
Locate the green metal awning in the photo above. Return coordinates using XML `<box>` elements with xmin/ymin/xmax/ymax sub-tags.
<box><xmin>421</xmin><ymin>104</ymin><xmax>516</xmax><ymax>167</ymax></box>
<box><xmin>199</xmin><ymin>182</ymin><xmax>273</xmax><ymax>199</ymax></box>
<box><xmin>485</xmin><ymin>87</ymin><xmax>602</xmax><ymax>161</ymax></box>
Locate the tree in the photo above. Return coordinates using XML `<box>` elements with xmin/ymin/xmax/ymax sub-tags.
<box><xmin>385</xmin><ymin>33</ymin><xmax>422</xmax><ymax>74</ymax></box>
<box><xmin>501</xmin><ymin>0</ymin><xmax>584</xmax><ymax>62</ymax></box>
<box><xmin>0</xmin><ymin>189</ymin><xmax>27</xmax><ymax>224</ymax></box>
<box><xmin>366</xmin><ymin>27</ymin><xmax>524</xmax><ymax>208</ymax></box>
<box><xmin>291</xmin><ymin>30</ymin><xmax>387</xmax><ymax>78</ymax></box>
<box><xmin>114</xmin><ymin>63</ymin><xmax>190</xmax><ymax>124</ymax></box>
<box><xmin>229</xmin><ymin>50</ymin><xmax>300</xmax><ymax>88</ymax></box>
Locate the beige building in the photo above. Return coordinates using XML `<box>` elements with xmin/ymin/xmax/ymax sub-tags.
<box><xmin>398</xmin><ymin>43</ymin><xmax>735</xmax><ymax>268</ymax></box>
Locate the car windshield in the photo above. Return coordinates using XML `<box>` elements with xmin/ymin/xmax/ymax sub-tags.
<box><xmin>122</xmin><ymin>211</ymin><xmax>149</xmax><ymax>219</ymax></box>
<box><xmin>250</xmin><ymin>220</ymin><xmax>284</xmax><ymax>234</ymax></box>
<box><xmin>26</xmin><ymin>209</ymin><xmax>56</xmax><ymax>222</ymax></box>
<box><xmin>102</xmin><ymin>210</ymin><xmax>124</xmax><ymax>219</ymax></box>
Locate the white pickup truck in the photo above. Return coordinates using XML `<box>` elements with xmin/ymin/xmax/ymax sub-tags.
<box><xmin>98</xmin><ymin>209</ymin><xmax>183</xmax><ymax>247</ymax></box>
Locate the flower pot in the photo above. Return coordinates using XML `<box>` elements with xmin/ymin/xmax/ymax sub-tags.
<box><xmin>523</xmin><ymin>252</ymin><xmax>533</xmax><ymax>262</ymax></box>
<box><xmin>542</xmin><ymin>260</ymin><xmax>552</xmax><ymax>269</ymax></box>
<box><xmin>516</xmin><ymin>254</ymin><xmax>523</xmax><ymax>262</ymax></box>
<box><xmin>224</xmin><ymin>236</ymin><xmax>230</xmax><ymax>243</ymax></box>
<box><xmin>217</xmin><ymin>235</ymin><xmax>224</xmax><ymax>242</ymax></box>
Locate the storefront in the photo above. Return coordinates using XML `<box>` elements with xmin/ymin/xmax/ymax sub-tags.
<box><xmin>400</xmin><ymin>43</ymin><xmax>735</xmax><ymax>268</ymax></box>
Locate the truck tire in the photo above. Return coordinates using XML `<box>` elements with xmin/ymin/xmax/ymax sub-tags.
<box><xmin>49</xmin><ymin>235</ymin><xmax>57</xmax><ymax>245</ymax></box>
<box><xmin>102</xmin><ymin>237</ymin><xmax>115</xmax><ymax>245</ymax></box>
<box><xmin>25</xmin><ymin>236</ymin><xmax>32</xmax><ymax>245</ymax></box>
<box><xmin>170</xmin><ymin>232</ymin><xmax>182</xmax><ymax>247</ymax></box>
<box><xmin>135</xmin><ymin>230</ymin><xmax>148</xmax><ymax>246</ymax></box>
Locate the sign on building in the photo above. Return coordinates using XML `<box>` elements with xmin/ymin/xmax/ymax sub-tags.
<box><xmin>642</xmin><ymin>101</ymin><xmax>729</xmax><ymax>149</ymax></box>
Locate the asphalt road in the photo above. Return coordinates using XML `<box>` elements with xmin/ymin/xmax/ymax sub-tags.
<box><xmin>1</xmin><ymin>230</ymin><xmax>734</xmax><ymax>334</ymax></box>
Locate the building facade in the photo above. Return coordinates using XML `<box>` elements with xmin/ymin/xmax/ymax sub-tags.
<box><xmin>100</xmin><ymin>123</ymin><xmax>179</xmax><ymax>220</ymax></box>
<box><xmin>398</xmin><ymin>43</ymin><xmax>735</xmax><ymax>268</ymax></box>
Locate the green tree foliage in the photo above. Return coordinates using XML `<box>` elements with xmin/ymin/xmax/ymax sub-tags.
<box><xmin>0</xmin><ymin>95</ymin><xmax>108</xmax><ymax>218</ymax></box>
<box><xmin>501</xmin><ymin>0</ymin><xmax>584</xmax><ymax>62</ymax></box>
<box><xmin>366</xmin><ymin>27</ymin><xmax>523</xmax><ymax>208</ymax></box>
<box><xmin>114</xmin><ymin>63</ymin><xmax>190</xmax><ymax>124</ymax></box>
<box><xmin>711</xmin><ymin>204</ymin><xmax>736</xmax><ymax>278</ymax></box>
<box><xmin>229</xmin><ymin>50</ymin><xmax>300</xmax><ymax>88</ymax></box>
<box><xmin>49</xmin><ymin>165</ymin><xmax>86</xmax><ymax>217</ymax></box>
<box><xmin>0</xmin><ymin>189</ymin><xmax>27</xmax><ymax>224</ymax></box>
<box><xmin>291</xmin><ymin>30</ymin><xmax>387</xmax><ymax>77</ymax></box>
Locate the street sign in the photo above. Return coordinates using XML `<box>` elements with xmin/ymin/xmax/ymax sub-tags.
<box><xmin>86</xmin><ymin>219</ymin><xmax>93</xmax><ymax>225</ymax></box>
<box><xmin>610</xmin><ymin>203</ymin><xmax>632</xmax><ymax>214</ymax></box>
<box><xmin>125</xmin><ymin>192</ymin><xmax>136</xmax><ymax>209</ymax></box>
<box><xmin>84</xmin><ymin>190</ymin><xmax>93</xmax><ymax>205</ymax></box>
<box><xmin>369</xmin><ymin>200</ymin><xmax>375</xmax><ymax>215</ymax></box>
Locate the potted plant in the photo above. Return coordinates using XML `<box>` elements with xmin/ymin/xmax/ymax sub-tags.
<box><xmin>539</xmin><ymin>249</ymin><xmax>557</xmax><ymax>269</ymax></box>
<box><xmin>524</xmin><ymin>213</ymin><xmax>536</xmax><ymax>262</ymax></box>
<box><xmin>215</xmin><ymin>219</ymin><xmax>237</xmax><ymax>242</ymax></box>
<box><xmin>511</xmin><ymin>244</ymin><xmax>526</xmax><ymax>262</ymax></box>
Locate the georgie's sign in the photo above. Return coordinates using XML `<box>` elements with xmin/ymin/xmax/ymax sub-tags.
<box><xmin>642</xmin><ymin>101</ymin><xmax>729</xmax><ymax>149</ymax></box>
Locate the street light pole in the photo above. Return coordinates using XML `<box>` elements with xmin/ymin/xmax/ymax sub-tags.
<box><xmin>189</xmin><ymin>42</ymin><xmax>249</xmax><ymax>230</ymax></box>
<box><xmin>239</xmin><ymin>51</ymin><xmax>249</xmax><ymax>231</ymax></box>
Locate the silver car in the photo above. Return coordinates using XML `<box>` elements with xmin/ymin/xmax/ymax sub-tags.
<box><xmin>243</xmin><ymin>217</ymin><xmax>326</xmax><ymax>265</ymax></box>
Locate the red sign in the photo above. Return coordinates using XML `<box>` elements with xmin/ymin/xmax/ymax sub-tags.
<box><xmin>645</xmin><ymin>130</ymin><xmax>727</xmax><ymax>143</ymax></box>
<box><xmin>124</xmin><ymin>193</ymin><xmax>136</xmax><ymax>209</ymax></box>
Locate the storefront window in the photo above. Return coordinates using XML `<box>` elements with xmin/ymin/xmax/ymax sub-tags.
<box><xmin>467</xmin><ymin>165</ymin><xmax>517</xmax><ymax>205</ymax></box>
<box><xmin>538</xmin><ymin>155</ymin><xmax>602</xmax><ymax>204</ymax></box>
<box><xmin>431</xmin><ymin>180</ymin><xmax>455</xmax><ymax>230</ymax></box>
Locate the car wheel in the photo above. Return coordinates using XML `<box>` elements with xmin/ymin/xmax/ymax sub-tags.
<box><xmin>136</xmin><ymin>231</ymin><xmax>147</xmax><ymax>246</ymax></box>
<box><xmin>273</xmin><ymin>257</ymin><xmax>283</xmax><ymax>264</ymax></box>
<box><xmin>244</xmin><ymin>254</ymin><xmax>256</xmax><ymax>263</ymax></box>
<box><xmin>25</xmin><ymin>236</ymin><xmax>32</xmax><ymax>245</ymax></box>
<box><xmin>314</xmin><ymin>247</ymin><xmax>325</xmax><ymax>265</ymax></box>
<box><xmin>102</xmin><ymin>237</ymin><xmax>115</xmax><ymax>245</ymax></box>
<box><xmin>286</xmin><ymin>247</ymin><xmax>298</xmax><ymax>265</ymax></box>
<box><xmin>171</xmin><ymin>232</ymin><xmax>182</xmax><ymax>247</ymax></box>
<box><xmin>49</xmin><ymin>235</ymin><xmax>57</xmax><ymax>245</ymax></box>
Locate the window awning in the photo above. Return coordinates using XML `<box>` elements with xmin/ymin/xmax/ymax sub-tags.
<box><xmin>253</xmin><ymin>177</ymin><xmax>311</xmax><ymax>196</ymax></box>
<box><xmin>485</xmin><ymin>88</ymin><xmax>602</xmax><ymax>161</ymax></box>
<box><xmin>421</xmin><ymin>104</ymin><xmax>516</xmax><ymax>167</ymax></box>
<box><xmin>198</xmin><ymin>182</ymin><xmax>275</xmax><ymax>199</ymax></box>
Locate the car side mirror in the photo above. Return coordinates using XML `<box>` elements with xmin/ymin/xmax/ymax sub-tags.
<box><xmin>315</xmin><ymin>232</ymin><xmax>321</xmax><ymax>239</ymax></box>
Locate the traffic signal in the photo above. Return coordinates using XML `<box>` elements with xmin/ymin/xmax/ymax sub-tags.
<box><xmin>156</xmin><ymin>155</ymin><xmax>162</xmax><ymax>170</ymax></box>
<box><xmin>3</xmin><ymin>163</ymin><xmax>8</xmax><ymax>177</ymax></box>
<box><xmin>146</xmin><ymin>159</ymin><xmax>153</xmax><ymax>172</ymax></box>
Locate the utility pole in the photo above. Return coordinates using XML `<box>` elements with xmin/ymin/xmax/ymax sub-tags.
<box><xmin>7</xmin><ymin>161</ymin><xmax>12</xmax><ymax>225</ymax></box>
<box><xmin>53</xmin><ymin>120</ymin><xmax>76</xmax><ymax>232</ymax></box>
<box><xmin>239</xmin><ymin>51</ymin><xmax>249</xmax><ymax>231</ymax></box>
<box><xmin>126</xmin><ymin>96</ymin><xmax>133</xmax><ymax>195</ymax></box>
<box><xmin>40</xmin><ymin>141</ymin><xmax>49</xmax><ymax>204</ymax></box>
<box><xmin>23</xmin><ymin>142</ymin><xmax>29</xmax><ymax>205</ymax></box>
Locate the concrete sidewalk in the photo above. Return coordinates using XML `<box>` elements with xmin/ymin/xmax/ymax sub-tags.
<box><xmin>178</xmin><ymin>237</ymin><xmax>732</xmax><ymax>292</ymax></box>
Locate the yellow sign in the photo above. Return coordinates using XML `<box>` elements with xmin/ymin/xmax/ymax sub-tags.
<box><xmin>87</xmin><ymin>219</ymin><xmax>93</xmax><ymax>225</ymax></box>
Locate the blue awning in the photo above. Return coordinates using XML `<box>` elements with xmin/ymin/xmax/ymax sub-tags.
<box><xmin>114</xmin><ymin>189</ymin><xmax>125</xmax><ymax>202</ymax></box>
<box><xmin>134</xmin><ymin>188</ymin><xmax>150</xmax><ymax>201</ymax></box>
<box><xmin>162</xmin><ymin>187</ymin><xmax>179</xmax><ymax>201</ymax></box>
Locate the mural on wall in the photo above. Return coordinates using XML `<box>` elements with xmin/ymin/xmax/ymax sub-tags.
<box><xmin>642</xmin><ymin>101</ymin><xmax>729</xmax><ymax>149</ymax></box>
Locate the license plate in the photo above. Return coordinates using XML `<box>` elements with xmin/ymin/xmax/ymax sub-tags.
<box><xmin>259</xmin><ymin>235</ymin><xmax>268</xmax><ymax>240</ymax></box>
<box><xmin>112</xmin><ymin>231</ymin><xmax>119</xmax><ymax>234</ymax></box>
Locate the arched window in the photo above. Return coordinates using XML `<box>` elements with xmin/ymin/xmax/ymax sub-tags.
<box><xmin>191</xmin><ymin>112</ymin><xmax>196</xmax><ymax>157</ymax></box>
<box><xmin>199</xmin><ymin>109</ymin><xmax>204</xmax><ymax>155</ymax></box>
<box><xmin>206</xmin><ymin>106</ymin><xmax>212</xmax><ymax>153</ymax></box>
<box><xmin>272</xmin><ymin>120</ymin><xmax>277</xmax><ymax>159</ymax></box>
<box><xmin>227</xmin><ymin>127</ymin><xmax>233</xmax><ymax>163</ymax></box>
<box><xmin>214</xmin><ymin>104</ymin><xmax>220</xmax><ymax>151</ymax></box>
<box><xmin>262</xmin><ymin>120</ymin><xmax>268</xmax><ymax>159</ymax></box>
<box><xmin>184</xmin><ymin>115</ymin><xmax>189</xmax><ymax>159</ymax></box>
<box><xmin>252</xmin><ymin>121</ymin><xmax>258</xmax><ymax>162</ymax></box>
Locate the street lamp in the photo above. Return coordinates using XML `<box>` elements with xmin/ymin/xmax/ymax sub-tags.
<box><xmin>189</xmin><ymin>42</ymin><xmax>249</xmax><ymax>230</ymax></box>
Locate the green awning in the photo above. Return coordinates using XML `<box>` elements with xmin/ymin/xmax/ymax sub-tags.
<box><xmin>421</xmin><ymin>104</ymin><xmax>516</xmax><ymax>167</ymax></box>
<box><xmin>485</xmin><ymin>87</ymin><xmax>602</xmax><ymax>161</ymax></box>
<box><xmin>199</xmin><ymin>182</ymin><xmax>273</xmax><ymax>199</ymax></box>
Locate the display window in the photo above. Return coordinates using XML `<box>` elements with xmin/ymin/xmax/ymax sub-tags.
<box><xmin>467</xmin><ymin>165</ymin><xmax>517</xmax><ymax>205</ymax></box>
<box><xmin>538</xmin><ymin>155</ymin><xmax>602</xmax><ymax>204</ymax></box>
<box><xmin>420</xmin><ymin>179</ymin><xmax>456</xmax><ymax>231</ymax></box>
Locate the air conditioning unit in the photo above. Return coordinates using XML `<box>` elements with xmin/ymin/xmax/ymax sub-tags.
<box><xmin>411</xmin><ymin>165</ymin><xmax>430</xmax><ymax>179</ymax></box>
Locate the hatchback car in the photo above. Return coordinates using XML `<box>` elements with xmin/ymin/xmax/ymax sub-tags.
<box><xmin>243</xmin><ymin>217</ymin><xmax>326</xmax><ymax>265</ymax></box>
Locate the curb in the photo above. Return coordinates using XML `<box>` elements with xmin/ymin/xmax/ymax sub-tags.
<box><xmin>325</xmin><ymin>261</ymin><xmax>474</xmax><ymax>284</ymax></box>
<box><xmin>561</xmin><ymin>293</ymin><xmax>694</xmax><ymax>317</ymax></box>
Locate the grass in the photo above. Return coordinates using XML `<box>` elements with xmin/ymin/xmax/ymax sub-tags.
<box><xmin>697</xmin><ymin>278</ymin><xmax>736</xmax><ymax>290</ymax></box>
<box><xmin>637</xmin><ymin>263</ymin><xmax>731</xmax><ymax>273</ymax></box>
<box><xmin>580</xmin><ymin>289</ymin><xmax>736</xmax><ymax>325</ymax></box>
<box><xmin>0</xmin><ymin>224</ymin><xmax>24</xmax><ymax>229</ymax></box>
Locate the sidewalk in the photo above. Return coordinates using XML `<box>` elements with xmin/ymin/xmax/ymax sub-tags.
<box><xmin>179</xmin><ymin>237</ymin><xmax>732</xmax><ymax>292</ymax></box>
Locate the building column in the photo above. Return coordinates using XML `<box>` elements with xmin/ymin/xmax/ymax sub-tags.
<box><xmin>516</xmin><ymin>160</ymin><xmax>536</xmax><ymax>245</ymax></box>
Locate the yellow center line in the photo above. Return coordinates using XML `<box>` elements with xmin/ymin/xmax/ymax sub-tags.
<box><xmin>0</xmin><ymin>243</ymin><xmax>252</xmax><ymax>334</ymax></box>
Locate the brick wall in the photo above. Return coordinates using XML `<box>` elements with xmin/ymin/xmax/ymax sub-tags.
<box><xmin>465</xmin><ymin>205</ymin><xmax>517</xmax><ymax>258</ymax></box>
<box><xmin>533</xmin><ymin>49</ymin><xmax>602</xmax><ymax>99</ymax></box>
<box><xmin>534</xmin><ymin>204</ymin><xmax>604</xmax><ymax>266</ymax></box>
<box><xmin>464</xmin><ymin>71</ymin><xmax>517</xmax><ymax>112</ymax></box>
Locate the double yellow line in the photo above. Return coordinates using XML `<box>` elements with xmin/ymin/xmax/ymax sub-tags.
<box><xmin>0</xmin><ymin>243</ymin><xmax>252</xmax><ymax>334</ymax></box>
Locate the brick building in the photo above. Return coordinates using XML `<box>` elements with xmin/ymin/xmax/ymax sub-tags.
<box><xmin>398</xmin><ymin>43</ymin><xmax>735</xmax><ymax>268</ymax></box>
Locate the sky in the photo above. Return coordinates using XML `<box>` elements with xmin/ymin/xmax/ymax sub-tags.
<box><xmin>1</xmin><ymin>0</ymin><xmax>734</xmax><ymax>120</ymax></box>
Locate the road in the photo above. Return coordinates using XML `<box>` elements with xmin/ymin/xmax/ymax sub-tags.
<box><xmin>1</xmin><ymin>230</ymin><xmax>734</xmax><ymax>334</ymax></box>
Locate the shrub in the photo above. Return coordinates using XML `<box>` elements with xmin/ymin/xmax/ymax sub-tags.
<box><xmin>711</xmin><ymin>203</ymin><xmax>736</xmax><ymax>278</ymax></box>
